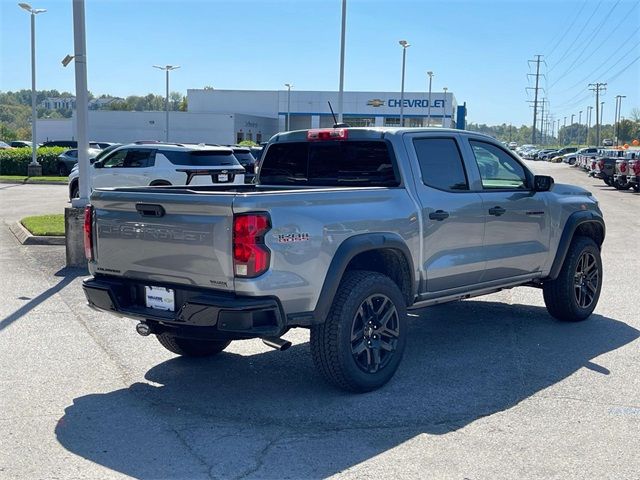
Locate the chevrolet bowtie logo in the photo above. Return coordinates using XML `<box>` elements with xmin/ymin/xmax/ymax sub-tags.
<box><xmin>367</xmin><ymin>99</ymin><xmax>385</xmax><ymax>107</ymax></box>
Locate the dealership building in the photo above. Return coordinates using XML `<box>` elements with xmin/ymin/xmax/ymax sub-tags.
<box><xmin>38</xmin><ymin>89</ymin><xmax>462</xmax><ymax>145</ymax></box>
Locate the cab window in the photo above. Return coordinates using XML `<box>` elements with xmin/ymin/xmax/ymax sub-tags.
<box><xmin>469</xmin><ymin>140</ymin><xmax>528</xmax><ymax>190</ymax></box>
<box><xmin>413</xmin><ymin>137</ymin><xmax>469</xmax><ymax>191</ymax></box>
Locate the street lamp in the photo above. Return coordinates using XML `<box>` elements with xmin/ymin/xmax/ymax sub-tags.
<box><xmin>152</xmin><ymin>65</ymin><xmax>180</xmax><ymax>142</ymax></box>
<box><xmin>398</xmin><ymin>40</ymin><xmax>410</xmax><ymax>127</ymax></box>
<box><xmin>442</xmin><ymin>87</ymin><xmax>448</xmax><ymax>127</ymax></box>
<box><xmin>18</xmin><ymin>2</ymin><xmax>46</xmax><ymax>172</ymax></box>
<box><xmin>337</xmin><ymin>0</ymin><xmax>347</xmax><ymax>123</ymax></box>
<box><xmin>426</xmin><ymin>71</ymin><xmax>434</xmax><ymax>126</ymax></box>
<box><xmin>284</xmin><ymin>83</ymin><xmax>293</xmax><ymax>131</ymax></box>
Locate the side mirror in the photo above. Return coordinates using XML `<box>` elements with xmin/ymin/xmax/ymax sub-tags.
<box><xmin>94</xmin><ymin>162</ymin><xmax>103</xmax><ymax>169</ymax></box>
<box><xmin>89</xmin><ymin>158</ymin><xmax>96</xmax><ymax>164</ymax></box>
<box><xmin>533</xmin><ymin>175</ymin><xmax>554</xmax><ymax>192</ymax></box>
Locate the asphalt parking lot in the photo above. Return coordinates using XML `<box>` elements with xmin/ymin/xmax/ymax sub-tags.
<box><xmin>0</xmin><ymin>163</ymin><xmax>638</xmax><ymax>479</ymax></box>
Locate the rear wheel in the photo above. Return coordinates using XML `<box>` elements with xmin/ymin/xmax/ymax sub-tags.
<box><xmin>543</xmin><ymin>236</ymin><xmax>602</xmax><ymax>322</ymax></box>
<box><xmin>613</xmin><ymin>178</ymin><xmax>631</xmax><ymax>190</ymax></box>
<box><xmin>310</xmin><ymin>270</ymin><xmax>407</xmax><ymax>392</ymax></box>
<box><xmin>70</xmin><ymin>182</ymin><xmax>79</xmax><ymax>199</ymax></box>
<box><xmin>57</xmin><ymin>163</ymin><xmax>69</xmax><ymax>176</ymax></box>
<box><xmin>156</xmin><ymin>333</ymin><xmax>230</xmax><ymax>357</ymax></box>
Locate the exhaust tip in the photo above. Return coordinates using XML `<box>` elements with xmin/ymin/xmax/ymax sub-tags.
<box><xmin>262</xmin><ymin>337</ymin><xmax>292</xmax><ymax>351</ymax></box>
<box><xmin>136</xmin><ymin>322</ymin><xmax>151</xmax><ymax>336</ymax></box>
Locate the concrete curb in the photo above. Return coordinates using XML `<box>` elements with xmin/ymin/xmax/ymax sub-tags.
<box><xmin>0</xmin><ymin>180</ymin><xmax>67</xmax><ymax>185</ymax></box>
<box><xmin>8</xmin><ymin>221</ymin><xmax>66</xmax><ymax>245</ymax></box>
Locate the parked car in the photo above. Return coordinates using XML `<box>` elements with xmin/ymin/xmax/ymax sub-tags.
<box><xmin>0</xmin><ymin>141</ymin><xmax>14</xmax><ymax>150</ymax></box>
<box><xmin>42</xmin><ymin>140</ymin><xmax>107</xmax><ymax>149</ymax></box>
<box><xmin>533</xmin><ymin>149</ymin><xmax>556</xmax><ymax>160</ymax></box>
<box><xmin>593</xmin><ymin>157</ymin><xmax>618</xmax><ymax>186</ymax></box>
<box><xmin>627</xmin><ymin>153</ymin><xmax>640</xmax><ymax>192</ymax></box>
<box><xmin>68</xmin><ymin>142</ymin><xmax>245</xmax><ymax>199</ymax></box>
<box><xmin>539</xmin><ymin>150</ymin><xmax>559</xmax><ymax>161</ymax></box>
<box><xmin>613</xmin><ymin>150</ymin><xmax>640</xmax><ymax>191</ymax></box>
<box><xmin>564</xmin><ymin>147</ymin><xmax>598</xmax><ymax>165</ymax></box>
<box><xmin>508</xmin><ymin>141</ymin><xmax>518</xmax><ymax>150</ymax></box>
<box><xmin>602</xmin><ymin>139</ymin><xmax>614</xmax><ymax>147</ymax></box>
<box><xmin>82</xmin><ymin>127</ymin><xmax>605</xmax><ymax>392</ymax></box>
<box><xmin>9</xmin><ymin>140</ymin><xmax>33</xmax><ymax>148</ymax></box>
<box><xmin>57</xmin><ymin>148</ymin><xmax>103</xmax><ymax>175</ymax></box>
<box><xmin>227</xmin><ymin>145</ymin><xmax>257</xmax><ymax>183</ymax></box>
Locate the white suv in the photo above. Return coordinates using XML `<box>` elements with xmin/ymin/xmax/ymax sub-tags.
<box><xmin>69</xmin><ymin>142</ymin><xmax>245</xmax><ymax>199</ymax></box>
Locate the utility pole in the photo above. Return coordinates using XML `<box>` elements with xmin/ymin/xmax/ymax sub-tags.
<box><xmin>539</xmin><ymin>100</ymin><xmax>545</xmax><ymax>145</ymax></box>
<box><xmin>586</xmin><ymin>105</ymin><xmax>593</xmax><ymax>145</ymax></box>
<box><xmin>527</xmin><ymin>54</ymin><xmax>544</xmax><ymax>144</ymax></box>
<box><xmin>614</xmin><ymin>94</ymin><xmax>626</xmax><ymax>146</ymax></box>
<box><xmin>588</xmin><ymin>82</ymin><xmax>607</xmax><ymax>146</ymax></box>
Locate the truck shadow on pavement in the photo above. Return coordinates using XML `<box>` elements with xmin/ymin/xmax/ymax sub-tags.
<box><xmin>56</xmin><ymin>300</ymin><xmax>639</xmax><ymax>479</ymax></box>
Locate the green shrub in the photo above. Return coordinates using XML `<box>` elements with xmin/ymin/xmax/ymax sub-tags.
<box><xmin>0</xmin><ymin>147</ymin><xmax>67</xmax><ymax>175</ymax></box>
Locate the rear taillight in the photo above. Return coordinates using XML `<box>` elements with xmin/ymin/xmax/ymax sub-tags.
<box><xmin>307</xmin><ymin>128</ymin><xmax>348</xmax><ymax>141</ymax></box>
<box><xmin>233</xmin><ymin>213</ymin><xmax>271</xmax><ymax>278</ymax></box>
<box><xmin>632</xmin><ymin>160</ymin><xmax>640</xmax><ymax>175</ymax></box>
<box><xmin>619</xmin><ymin>161</ymin><xmax>627</xmax><ymax>173</ymax></box>
<box><xmin>598</xmin><ymin>160</ymin><xmax>605</xmax><ymax>169</ymax></box>
<box><xmin>84</xmin><ymin>205</ymin><xmax>94</xmax><ymax>261</ymax></box>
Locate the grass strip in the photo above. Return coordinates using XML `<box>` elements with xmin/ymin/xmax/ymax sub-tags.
<box><xmin>21</xmin><ymin>214</ymin><xmax>65</xmax><ymax>236</ymax></box>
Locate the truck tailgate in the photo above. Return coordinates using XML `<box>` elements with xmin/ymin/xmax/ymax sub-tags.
<box><xmin>90</xmin><ymin>190</ymin><xmax>235</xmax><ymax>291</ymax></box>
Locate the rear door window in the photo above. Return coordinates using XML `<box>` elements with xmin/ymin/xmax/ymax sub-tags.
<box><xmin>123</xmin><ymin>149</ymin><xmax>155</xmax><ymax>168</ymax></box>
<box><xmin>260</xmin><ymin>141</ymin><xmax>398</xmax><ymax>186</ymax></box>
<box><xmin>413</xmin><ymin>137</ymin><xmax>469</xmax><ymax>191</ymax></box>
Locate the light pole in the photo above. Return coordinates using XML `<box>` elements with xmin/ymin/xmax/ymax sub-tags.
<box><xmin>19</xmin><ymin>2</ymin><xmax>46</xmax><ymax>173</ymax></box>
<box><xmin>426</xmin><ymin>71</ymin><xmax>434</xmax><ymax>126</ymax></box>
<box><xmin>398</xmin><ymin>40</ymin><xmax>410</xmax><ymax>127</ymax></box>
<box><xmin>284</xmin><ymin>83</ymin><xmax>293</xmax><ymax>131</ymax></box>
<box><xmin>337</xmin><ymin>0</ymin><xmax>347</xmax><ymax>123</ymax></box>
<box><xmin>153</xmin><ymin>65</ymin><xmax>180</xmax><ymax>142</ymax></box>
<box><xmin>599</xmin><ymin>101</ymin><xmax>604</xmax><ymax>145</ymax></box>
<box><xmin>442</xmin><ymin>87</ymin><xmax>448</xmax><ymax>127</ymax></box>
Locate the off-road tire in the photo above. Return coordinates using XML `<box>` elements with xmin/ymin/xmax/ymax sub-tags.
<box><xmin>543</xmin><ymin>236</ymin><xmax>602</xmax><ymax>322</ymax></box>
<box><xmin>310</xmin><ymin>270</ymin><xmax>407</xmax><ymax>392</ymax></box>
<box><xmin>156</xmin><ymin>333</ymin><xmax>230</xmax><ymax>357</ymax></box>
<box><xmin>633</xmin><ymin>184</ymin><xmax>640</xmax><ymax>193</ymax></box>
<box><xmin>613</xmin><ymin>179</ymin><xmax>631</xmax><ymax>190</ymax></box>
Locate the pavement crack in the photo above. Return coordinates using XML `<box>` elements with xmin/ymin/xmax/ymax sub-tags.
<box><xmin>231</xmin><ymin>435</ymin><xmax>282</xmax><ymax>480</ymax></box>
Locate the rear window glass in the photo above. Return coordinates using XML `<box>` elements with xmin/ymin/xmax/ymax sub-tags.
<box><xmin>259</xmin><ymin>141</ymin><xmax>398</xmax><ymax>187</ymax></box>
<box><xmin>161</xmin><ymin>150</ymin><xmax>241</xmax><ymax>167</ymax></box>
<box><xmin>233</xmin><ymin>152</ymin><xmax>256</xmax><ymax>165</ymax></box>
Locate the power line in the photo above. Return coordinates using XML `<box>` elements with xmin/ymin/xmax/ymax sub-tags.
<box><xmin>604</xmin><ymin>55</ymin><xmax>640</xmax><ymax>84</ymax></box>
<box><xmin>548</xmin><ymin>0</ymin><xmax>622</xmax><ymax>90</ymax></box>
<box><xmin>548</xmin><ymin>0</ymin><xmax>603</xmax><ymax>73</ymax></box>
<box><xmin>544</xmin><ymin>1</ymin><xmax>589</xmax><ymax>60</ymax></box>
<box><xmin>552</xmin><ymin>29</ymin><xmax>640</xmax><ymax>95</ymax></box>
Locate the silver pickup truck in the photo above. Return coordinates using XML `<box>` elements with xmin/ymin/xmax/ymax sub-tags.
<box><xmin>82</xmin><ymin>127</ymin><xmax>605</xmax><ymax>392</ymax></box>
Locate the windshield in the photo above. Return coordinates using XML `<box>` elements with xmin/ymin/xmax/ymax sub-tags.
<box><xmin>259</xmin><ymin>141</ymin><xmax>399</xmax><ymax>187</ymax></box>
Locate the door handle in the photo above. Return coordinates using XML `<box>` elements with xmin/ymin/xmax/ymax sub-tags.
<box><xmin>488</xmin><ymin>206</ymin><xmax>506</xmax><ymax>216</ymax></box>
<box><xmin>429</xmin><ymin>210</ymin><xmax>450</xmax><ymax>221</ymax></box>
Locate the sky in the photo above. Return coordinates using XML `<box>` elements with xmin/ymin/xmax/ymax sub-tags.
<box><xmin>1</xmin><ymin>0</ymin><xmax>638</xmax><ymax>126</ymax></box>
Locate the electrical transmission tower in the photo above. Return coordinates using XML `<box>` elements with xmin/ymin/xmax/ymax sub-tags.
<box><xmin>588</xmin><ymin>83</ymin><xmax>607</xmax><ymax>146</ymax></box>
<box><xmin>527</xmin><ymin>55</ymin><xmax>544</xmax><ymax>144</ymax></box>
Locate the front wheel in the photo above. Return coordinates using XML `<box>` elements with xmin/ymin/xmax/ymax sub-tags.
<box><xmin>156</xmin><ymin>333</ymin><xmax>230</xmax><ymax>357</ymax></box>
<box><xmin>543</xmin><ymin>236</ymin><xmax>602</xmax><ymax>322</ymax></box>
<box><xmin>613</xmin><ymin>179</ymin><xmax>631</xmax><ymax>190</ymax></box>
<box><xmin>310</xmin><ymin>270</ymin><xmax>407</xmax><ymax>392</ymax></box>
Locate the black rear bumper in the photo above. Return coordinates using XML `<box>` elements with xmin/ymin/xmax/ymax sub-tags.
<box><xmin>83</xmin><ymin>276</ymin><xmax>285</xmax><ymax>339</ymax></box>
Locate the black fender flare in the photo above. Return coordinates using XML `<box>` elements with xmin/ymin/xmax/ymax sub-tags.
<box><xmin>547</xmin><ymin>211</ymin><xmax>605</xmax><ymax>280</ymax></box>
<box><xmin>312</xmin><ymin>233</ymin><xmax>416</xmax><ymax>322</ymax></box>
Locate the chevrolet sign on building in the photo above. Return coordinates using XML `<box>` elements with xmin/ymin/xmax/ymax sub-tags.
<box><xmin>188</xmin><ymin>89</ymin><xmax>459</xmax><ymax>132</ymax></box>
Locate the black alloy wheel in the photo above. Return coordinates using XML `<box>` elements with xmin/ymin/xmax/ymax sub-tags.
<box><xmin>350</xmin><ymin>293</ymin><xmax>400</xmax><ymax>374</ymax></box>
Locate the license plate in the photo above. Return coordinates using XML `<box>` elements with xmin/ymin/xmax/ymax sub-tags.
<box><xmin>217</xmin><ymin>173</ymin><xmax>229</xmax><ymax>182</ymax></box>
<box><xmin>145</xmin><ymin>286</ymin><xmax>175</xmax><ymax>311</ymax></box>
